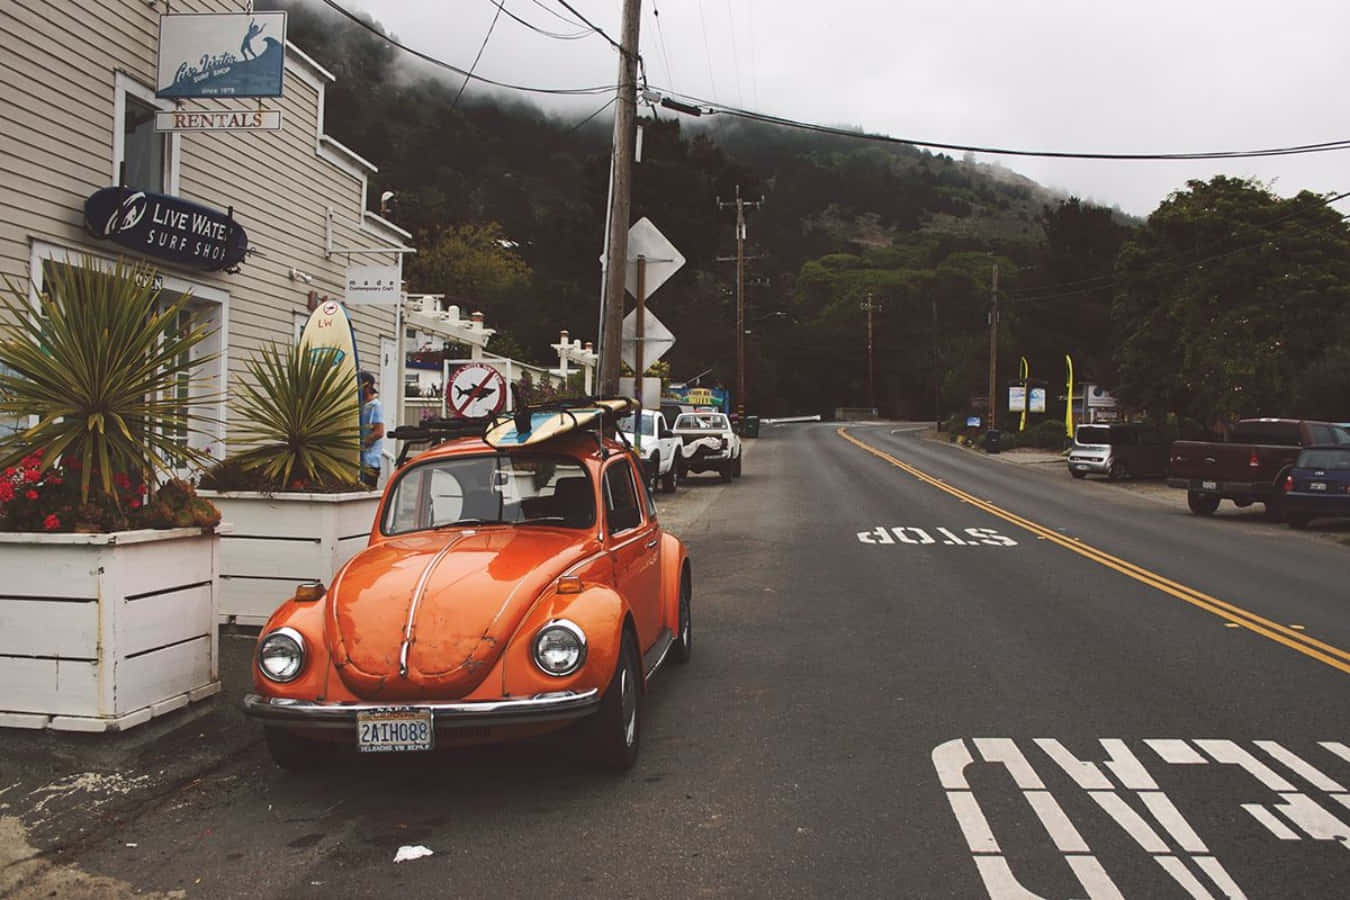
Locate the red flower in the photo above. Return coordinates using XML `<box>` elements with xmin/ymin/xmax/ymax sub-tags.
<box><xmin>4</xmin><ymin>467</ymin><xmax>14</xmax><ymax>478</ymax></box>
<box><xmin>25</xmin><ymin>489</ymin><xmax>38</xmax><ymax>501</ymax></box>
<box><xmin>23</xmin><ymin>468</ymin><xmax>40</xmax><ymax>483</ymax></box>
<box><xmin>129</xmin><ymin>498</ymin><xmax>141</xmax><ymax>510</ymax></box>
<box><xmin>114</xmin><ymin>472</ymin><xmax>132</xmax><ymax>490</ymax></box>
<box><xmin>0</xmin><ymin>482</ymin><xmax>12</xmax><ymax>502</ymax></box>
<box><xmin>43</xmin><ymin>514</ymin><xmax>60</xmax><ymax>531</ymax></box>
<box><xmin>20</xmin><ymin>456</ymin><xmax>36</xmax><ymax>469</ymax></box>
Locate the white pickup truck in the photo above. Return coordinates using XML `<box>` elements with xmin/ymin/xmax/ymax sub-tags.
<box><xmin>618</xmin><ymin>409</ymin><xmax>681</xmax><ymax>494</ymax></box>
<box><xmin>671</xmin><ymin>411</ymin><xmax>742</xmax><ymax>482</ymax></box>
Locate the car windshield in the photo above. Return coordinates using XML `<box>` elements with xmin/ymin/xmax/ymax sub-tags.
<box><xmin>617</xmin><ymin>413</ymin><xmax>655</xmax><ymax>437</ymax></box>
<box><xmin>675</xmin><ymin>414</ymin><xmax>728</xmax><ymax>431</ymax></box>
<box><xmin>381</xmin><ymin>453</ymin><xmax>595</xmax><ymax>534</ymax></box>
<box><xmin>1076</xmin><ymin>426</ymin><xmax>1111</xmax><ymax>445</ymax></box>
<box><xmin>1296</xmin><ymin>448</ymin><xmax>1350</xmax><ymax>470</ymax></box>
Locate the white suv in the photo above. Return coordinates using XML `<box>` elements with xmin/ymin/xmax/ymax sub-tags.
<box><xmin>671</xmin><ymin>411</ymin><xmax>742</xmax><ymax>482</ymax></box>
<box><xmin>618</xmin><ymin>409</ymin><xmax>681</xmax><ymax>494</ymax></box>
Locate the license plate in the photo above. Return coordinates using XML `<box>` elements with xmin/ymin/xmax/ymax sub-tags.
<box><xmin>1310</xmin><ymin>482</ymin><xmax>1327</xmax><ymax>491</ymax></box>
<box><xmin>1201</xmin><ymin>480</ymin><xmax>1217</xmax><ymax>491</ymax></box>
<box><xmin>356</xmin><ymin>707</ymin><xmax>434</xmax><ymax>753</ymax></box>
<box><xmin>1073</xmin><ymin>464</ymin><xmax>1088</xmax><ymax>471</ymax></box>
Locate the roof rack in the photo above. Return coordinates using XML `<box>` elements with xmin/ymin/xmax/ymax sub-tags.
<box><xmin>388</xmin><ymin>416</ymin><xmax>491</xmax><ymax>466</ymax></box>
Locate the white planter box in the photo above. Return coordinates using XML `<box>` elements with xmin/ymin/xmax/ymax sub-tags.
<box><xmin>0</xmin><ymin>528</ymin><xmax>221</xmax><ymax>732</ymax></box>
<box><xmin>201</xmin><ymin>490</ymin><xmax>379</xmax><ymax>627</ymax></box>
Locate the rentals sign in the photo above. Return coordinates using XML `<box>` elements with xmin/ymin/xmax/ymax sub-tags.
<box><xmin>155</xmin><ymin>109</ymin><xmax>282</xmax><ymax>133</ymax></box>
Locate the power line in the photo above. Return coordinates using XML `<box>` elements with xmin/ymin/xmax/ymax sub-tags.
<box><xmin>554</xmin><ymin>0</ymin><xmax>629</xmax><ymax>56</ymax></box>
<box><xmin>318</xmin><ymin>0</ymin><xmax>614</xmax><ymax>96</ymax></box>
<box><xmin>565</xmin><ymin>95</ymin><xmax>617</xmax><ymax>133</ymax></box>
<box><xmin>489</xmin><ymin>0</ymin><xmax>591</xmax><ymax>40</ymax></box>
<box><xmin>651</xmin><ymin>2</ymin><xmax>675</xmax><ymax>91</ymax></box>
<box><xmin>453</xmin><ymin>2</ymin><xmax>507</xmax><ymax>110</ymax></box>
<box><xmin>529</xmin><ymin>0</ymin><xmax>587</xmax><ymax>27</ymax></box>
<box><xmin>696</xmin><ymin>0</ymin><xmax>718</xmax><ymax>101</ymax></box>
<box><xmin>654</xmin><ymin>86</ymin><xmax>1350</xmax><ymax>162</ymax></box>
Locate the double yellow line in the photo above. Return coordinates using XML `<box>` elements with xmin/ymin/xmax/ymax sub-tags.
<box><xmin>840</xmin><ymin>427</ymin><xmax>1350</xmax><ymax>676</ymax></box>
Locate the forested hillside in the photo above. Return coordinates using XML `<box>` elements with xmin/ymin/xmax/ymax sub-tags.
<box><xmin>267</xmin><ymin>1</ymin><xmax>1350</xmax><ymax>425</ymax></box>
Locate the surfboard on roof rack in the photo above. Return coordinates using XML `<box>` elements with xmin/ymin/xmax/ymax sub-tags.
<box><xmin>484</xmin><ymin>397</ymin><xmax>636</xmax><ymax>450</ymax></box>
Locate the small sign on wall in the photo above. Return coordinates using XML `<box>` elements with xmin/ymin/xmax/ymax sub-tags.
<box><xmin>345</xmin><ymin>264</ymin><xmax>401</xmax><ymax>305</ymax></box>
<box><xmin>155</xmin><ymin>109</ymin><xmax>282</xmax><ymax>133</ymax></box>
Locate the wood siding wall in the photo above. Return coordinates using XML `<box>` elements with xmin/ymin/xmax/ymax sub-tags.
<box><xmin>0</xmin><ymin>0</ymin><xmax>407</xmax><ymax>446</ymax></box>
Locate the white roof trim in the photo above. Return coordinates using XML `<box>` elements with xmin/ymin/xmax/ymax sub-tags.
<box><xmin>364</xmin><ymin>211</ymin><xmax>413</xmax><ymax>241</ymax></box>
<box><xmin>285</xmin><ymin>41</ymin><xmax>335</xmax><ymax>83</ymax></box>
<box><xmin>319</xmin><ymin>135</ymin><xmax>378</xmax><ymax>174</ymax></box>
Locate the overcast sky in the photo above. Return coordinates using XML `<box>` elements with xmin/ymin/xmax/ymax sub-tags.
<box><xmin>337</xmin><ymin>0</ymin><xmax>1350</xmax><ymax>218</ymax></box>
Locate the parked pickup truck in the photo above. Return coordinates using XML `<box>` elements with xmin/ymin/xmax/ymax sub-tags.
<box><xmin>1167</xmin><ymin>418</ymin><xmax>1350</xmax><ymax>518</ymax></box>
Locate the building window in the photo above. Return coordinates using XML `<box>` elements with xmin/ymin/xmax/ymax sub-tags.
<box><xmin>114</xmin><ymin>73</ymin><xmax>178</xmax><ymax>193</ymax></box>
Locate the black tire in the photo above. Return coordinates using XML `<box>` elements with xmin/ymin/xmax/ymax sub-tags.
<box><xmin>719</xmin><ymin>461</ymin><xmax>733</xmax><ymax>483</ymax></box>
<box><xmin>1069</xmin><ymin>469</ymin><xmax>1087</xmax><ymax>479</ymax></box>
<box><xmin>264</xmin><ymin>727</ymin><xmax>328</xmax><ymax>772</ymax></box>
<box><xmin>671</xmin><ymin>570</ymin><xmax>692</xmax><ymax>664</ymax></box>
<box><xmin>1107</xmin><ymin>461</ymin><xmax>1128</xmax><ymax>482</ymax></box>
<box><xmin>584</xmin><ymin>631</ymin><xmax>641</xmax><ymax>771</ymax></box>
<box><xmin>732</xmin><ymin>454</ymin><xmax>742</xmax><ymax>478</ymax></box>
<box><xmin>1187</xmin><ymin>491</ymin><xmax>1220</xmax><ymax>516</ymax></box>
<box><xmin>661</xmin><ymin>464</ymin><xmax>677</xmax><ymax>493</ymax></box>
<box><xmin>647</xmin><ymin>457</ymin><xmax>660</xmax><ymax>495</ymax></box>
<box><xmin>1288</xmin><ymin>513</ymin><xmax>1310</xmax><ymax>530</ymax></box>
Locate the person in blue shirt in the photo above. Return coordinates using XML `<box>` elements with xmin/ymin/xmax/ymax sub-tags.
<box><xmin>359</xmin><ymin>372</ymin><xmax>384</xmax><ymax>488</ymax></box>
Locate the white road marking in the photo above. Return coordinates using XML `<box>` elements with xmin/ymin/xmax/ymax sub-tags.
<box><xmin>855</xmin><ymin>525</ymin><xmax>1018</xmax><ymax>546</ymax></box>
<box><xmin>936</xmin><ymin>737</ymin><xmax>1350</xmax><ymax>899</ymax></box>
<box><xmin>1255</xmin><ymin>740</ymin><xmax>1346</xmax><ymax>792</ymax></box>
<box><xmin>1241</xmin><ymin>804</ymin><xmax>1301</xmax><ymax>840</ymax></box>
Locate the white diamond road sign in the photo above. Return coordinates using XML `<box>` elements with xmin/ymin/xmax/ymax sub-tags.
<box><xmin>621</xmin><ymin>308</ymin><xmax>675</xmax><ymax>371</ymax></box>
<box><xmin>600</xmin><ymin>217</ymin><xmax>686</xmax><ymax>299</ymax></box>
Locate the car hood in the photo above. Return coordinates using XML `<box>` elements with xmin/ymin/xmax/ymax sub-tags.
<box><xmin>324</xmin><ymin>527</ymin><xmax>599</xmax><ymax>700</ymax></box>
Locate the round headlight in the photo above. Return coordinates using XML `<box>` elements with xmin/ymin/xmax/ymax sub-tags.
<box><xmin>532</xmin><ymin>619</ymin><xmax>587</xmax><ymax>677</ymax></box>
<box><xmin>258</xmin><ymin>627</ymin><xmax>306</xmax><ymax>683</ymax></box>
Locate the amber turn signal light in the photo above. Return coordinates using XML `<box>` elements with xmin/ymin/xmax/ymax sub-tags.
<box><xmin>294</xmin><ymin>581</ymin><xmax>326</xmax><ymax>602</ymax></box>
<box><xmin>556</xmin><ymin>575</ymin><xmax>583</xmax><ymax>595</ymax></box>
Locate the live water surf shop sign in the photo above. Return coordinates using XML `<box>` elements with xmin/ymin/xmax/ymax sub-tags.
<box><xmin>84</xmin><ymin>187</ymin><xmax>248</xmax><ymax>272</ymax></box>
<box><xmin>156</xmin><ymin>12</ymin><xmax>287</xmax><ymax>99</ymax></box>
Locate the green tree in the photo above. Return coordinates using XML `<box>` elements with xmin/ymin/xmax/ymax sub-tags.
<box><xmin>1113</xmin><ymin>177</ymin><xmax>1350</xmax><ymax>422</ymax></box>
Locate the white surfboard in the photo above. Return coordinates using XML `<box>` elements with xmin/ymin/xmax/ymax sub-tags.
<box><xmin>298</xmin><ymin>299</ymin><xmax>361</xmax><ymax>468</ymax></box>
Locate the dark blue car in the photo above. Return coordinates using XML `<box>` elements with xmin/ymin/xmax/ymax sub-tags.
<box><xmin>1283</xmin><ymin>446</ymin><xmax>1350</xmax><ymax>529</ymax></box>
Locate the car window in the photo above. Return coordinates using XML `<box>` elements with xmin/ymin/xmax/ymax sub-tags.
<box><xmin>617</xmin><ymin>413</ymin><xmax>656</xmax><ymax>437</ymax></box>
<box><xmin>1077</xmin><ymin>426</ymin><xmax>1110</xmax><ymax>444</ymax></box>
<box><xmin>382</xmin><ymin>453</ymin><xmax>593</xmax><ymax>534</ymax></box>
<box><xmin>1297</xmin><ymin>448</ymin><xmax>1350</xmax><ymax>470</ymax></box>
<box><xmin>1306</xmin><ymin>424</ymin><xmax>1341</xmax><ymax>445</ymax></box>
<box><xmin>603</xmin><ymin>460</ymin><xmax>642</xmax><ymax>534</ymax></box>
<box><xmin>1230</xmin><ymin>422</ymin><xmax>1301</xmax><ymax>445</ymax></box>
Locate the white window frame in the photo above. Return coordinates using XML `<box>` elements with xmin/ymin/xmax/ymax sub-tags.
<box><xmin>27</xmin><ymin>240</ymin><xmax>230</xmax><ymax>462</ymax></box>
<box><xmin>113</xmin><ymin>71</ymin><xmax>180</xmax><ymax>193</ymax></box>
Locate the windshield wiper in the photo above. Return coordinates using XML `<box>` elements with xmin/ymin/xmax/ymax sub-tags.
<box><xmin>432</xmin><ymin>517</ymin><xmax>490</xmax><ymax>530</ymax></box>
<box><xmin>519</xmin><ymin>515</ymin><xmax>568</xmax><ymax>524</ymax></box>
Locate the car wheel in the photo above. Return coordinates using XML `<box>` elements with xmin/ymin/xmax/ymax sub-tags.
<box><xmin>671</xmin><ymin>571</ymin><xmax>692</xmax><ymax>664</ymax></box>
<box><xmin>1069</xmin><ymin>469</ymin><xmax>1087</xmax><ymax>479</ymax></box>
<box><xmin>264</xmin><ymin>726</ymin><xmax>329</xmax><ymax>772</ymax></box>
<box><xmin>732</xmin><ymin>454</ymin><xmax>742</xmax><ymax>478</ymax></box>
<box><xmin>585</xmin><ymin>630</ymin><xmax>641</xmax><ymax>771</ymax></box>
<box><xmin>1288</xmin><ymin>513</ymin><xmax>1310</xmax><ymax>530</ymax></box>
<box><xmin>661</xmin><ymin>464</ymin><xmax>677</xmax><ymax>493</ymax></box>
<box><xmin>719</xmin><ymin>461</ymin><xmax>733</xmax><ymax>483</ymax></box>
<box><xmin>1187</xmin><ymin>491</ymin><xmax>1220</xmax><ymax>516</ymax></box>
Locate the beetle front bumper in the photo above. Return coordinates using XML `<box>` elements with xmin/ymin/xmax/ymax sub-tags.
<box><xmin>242</xmin><ymin>689</ymin><xmax>601</xmax><ymax>731</ymax></box>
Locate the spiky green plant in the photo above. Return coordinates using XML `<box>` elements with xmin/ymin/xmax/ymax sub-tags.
<box><xmin>227</xmin><ymin>341</ymin><xmax>361</xmax><ymax>488</ymax></box>
<box><xmin>0</xmin><ymin>257</ymin><xmax>218</xmax><ymax>504</ymax></box>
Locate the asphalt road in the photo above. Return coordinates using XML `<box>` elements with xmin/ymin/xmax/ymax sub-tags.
<box><xmin>4</xmin><ymin>423</ymin><xmax>1349</xmax><ymax>898</ymax></box>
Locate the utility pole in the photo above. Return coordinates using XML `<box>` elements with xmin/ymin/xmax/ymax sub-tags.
<box><xmin>932</xmin><ymin>296</ymin><xmax>940</xmax><ymax>428</ymax></box>
<box><xmin>987</xmin><ymin>263</ymin><xmax>999</xmax><ymax>430</ymax></box>
<box><xmin>859</xmin><ymin>291</ymin><xmax>883</xmax><ymax>412</ymax></box>
<box><xmin>597</xmin><ymin>0</ymin><xmax>642</xmax><ymax>397</ymax></box>
<box><xmin>716</xmin><ymin>186</ymin><xmax>760</xmax><ymax>420</ymax></box>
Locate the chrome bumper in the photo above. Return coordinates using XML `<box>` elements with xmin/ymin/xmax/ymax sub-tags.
<box><xmin>242</xmin><ymin>689</ymin><xmax>601</xmax><ymax>731</ymax></box>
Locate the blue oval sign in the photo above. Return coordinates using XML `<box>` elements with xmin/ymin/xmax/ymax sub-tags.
<box><xmin>84</xmin><ymin>186</ymin><xmax>248</xmax><ymax>272</ymax></box>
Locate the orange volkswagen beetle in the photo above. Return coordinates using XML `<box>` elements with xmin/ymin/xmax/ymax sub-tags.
<box><xmin>243</xmin><ymin>401</ymin><xmax>692</xmax><ymax>772</ymax></box>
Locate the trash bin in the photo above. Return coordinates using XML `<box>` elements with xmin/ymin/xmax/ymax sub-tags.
<box><xmin>985</xmin><ymin>429</ymin><xmax>1002</xmax><ymax>453</ymax></box>
<box><xmin>743</xmin><ymin>415</ymin><xmax>760</xmax><ymax>438</ymax></box>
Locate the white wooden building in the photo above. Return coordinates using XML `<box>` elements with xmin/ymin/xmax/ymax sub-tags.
<box><xmin>0</xmin><ymin>0</ymin><xmax>410</xmax><ymax>460</ymax></box>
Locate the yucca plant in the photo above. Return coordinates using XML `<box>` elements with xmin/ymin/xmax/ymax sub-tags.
<box><xmin>221</xmin><ymin>341</ymin><xmax>362</xmax><ymax>489</ymax></box>
<box><xmin>0</xmin><ymin>256</ymin><xmax>218</xmax><ymax>508</ymax></box>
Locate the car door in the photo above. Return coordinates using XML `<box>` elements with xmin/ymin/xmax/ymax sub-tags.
<box><xmin>602</xmin><ymin>457</ymin><xmax>663</xmax><ymax>651</ymax></box>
